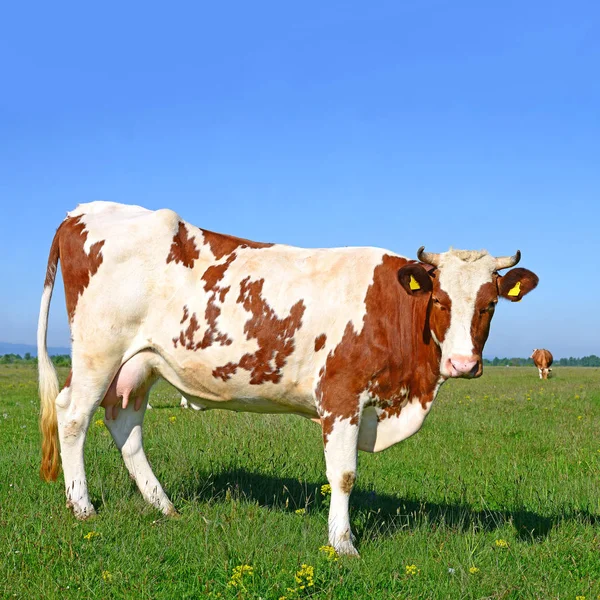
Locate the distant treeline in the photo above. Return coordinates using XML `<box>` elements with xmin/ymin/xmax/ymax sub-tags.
<box><xmin>483</xmin><ymin>356</ymin><xmax>600</xmax><ymax>367</ymax></box>
<box><xmin>0</xmin><ymin>353</ymin><xmax>71</xmax><ymax>366</ymax></box>
<box><xmin>1</xmin><ymin>353</ymin><xmax>599</xmax><ymax>368</ymax></box>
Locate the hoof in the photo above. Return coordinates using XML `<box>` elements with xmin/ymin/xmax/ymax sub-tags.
<box><xmin>70</xmin><ymin>504</ymin><xmax>97</xmax><ymax>520</ymax></box>
<box><xmin>334</xmin><ymin>539</ymin><xmax>360</xmax><ymax>557</ymax></box>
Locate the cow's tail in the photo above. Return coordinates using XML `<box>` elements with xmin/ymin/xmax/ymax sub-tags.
<box><xmin>38</xmin><ymin>229</ymin><xmax>62</xmax><ymax>482</ymax></box>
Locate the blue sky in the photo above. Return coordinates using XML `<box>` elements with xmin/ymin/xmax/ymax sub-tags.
<box><xmin>1</xmin><ymin>0</ymin><xmax>598</xmax><ymax>358</ymax></box>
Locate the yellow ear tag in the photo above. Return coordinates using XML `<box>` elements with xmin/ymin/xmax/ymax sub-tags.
<box><xmin>409</xmin><ymin>275</ymin><xmax>421</xmax><ymax>291</ymax></box>
<box><xmin>507</xmin><ymin>281</ymin><xmax>521</xmax><ymax>297</ymax></box>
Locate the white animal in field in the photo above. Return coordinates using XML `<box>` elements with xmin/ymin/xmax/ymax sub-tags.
<box><xmin>146</xmin><ymin>396</ymin><xmax>201</xmax><ymax>410</ymax></box>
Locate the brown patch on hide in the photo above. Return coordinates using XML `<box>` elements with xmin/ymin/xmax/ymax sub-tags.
<box><xmin>173</xmin><ymin>312</ymin><xmax>200</xmax><ymax>349</ymax></box>
<box><xmin>166</xmin><ymin>221</ymin><xmax>200</xmax><ymax>268</ymax></box>
<box><xmin>63</xmin><ymin>370</ymin><xmax>73</xmax><ymax>389</ymax></box>
<box><xmin>201</xmin><ymin>228</ymin><xmax>273</xmax><ymax>260</ymax></box>
<box><xmin>173</xmin><ymin>300</ymin><xmax>233</xmax><ymax>351</ymax></box>
<box><xmin>201</xmin><ymin>253</ymin><xmax>237</xmax><ymax>292</ymax></box>
<box><xmin>340</xmin><ymin>471</ymin><xmax>356</xmax><ymax>494</ymax></box>
<box><xmin>213</xmin><ymin>363</ymin><xmax>239</xmax><ymax>381</ymax></box>
<box><xmin>180</xmin><ymin>305</ymin><xmax>189</xmax><ymax>324</ymax></box>
<box><xmin>469</xmin><ymin>281</ymin><xmax>498</xmax><ymax>364</ymax></box>
<box><xmin>174</xmin><ymin>252</ymin><xmax>238</xmax><ymax>350</ymax></box>
<box><xmin>202</xmin><ymin>300</ymin><xmax>233</xmax><ymax>348</ymax></box>
<box><xmin>314</xmin><ymin>334</ymin><xmax>327</xmax><ymax>352</ymax></box>
<box><xmin>211</xmin><ymin>277</ymin><xmax>305</xmax><ymax>384</ymax></box>
<box><xmin>56</xmin><ymin>215</ymin><xmax>106</xmax><ymax>321</ymax></box>
<box><xmin>317</xmin><ymin>256</ymin><xmax>443</xmax><ymax>444</ymax></box>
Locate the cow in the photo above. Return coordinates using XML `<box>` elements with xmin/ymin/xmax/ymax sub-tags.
<box><xmin>38</xmin><ymin>201</ymin><xmax>539</xmax><ymax>556</ymax></box>
<box><xmin>147</xmin><ymin>396</ymin><xmax>200</xmax><ymax>410</ymax></box>
<box><xmin>531</xmin><ymin>348</ymin><xmax>553</xmax><ymax>379</ymax></box>
<box><xmin>180</xmin><ymin>396</ymin><xmax>201</xmax><ymax>410</ymax></box>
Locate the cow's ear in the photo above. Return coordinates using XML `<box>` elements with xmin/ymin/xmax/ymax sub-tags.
<box><xmin>498</xmin><ymin>268</ymin><xmax>539</xmax><ymax>302</ymax></box>
<box><xmin>398</xmin><ymin>264</ymin><xmax>433</xmax><ymax>296</ymax></box>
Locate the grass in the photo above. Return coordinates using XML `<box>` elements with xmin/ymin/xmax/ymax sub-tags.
<box><xmin>0</xmin><ymin>364</ymin><xmax>599</xmax><ymax>599</ymax></box>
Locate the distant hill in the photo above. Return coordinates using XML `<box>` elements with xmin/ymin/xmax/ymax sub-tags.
<box><xmin>0</xmin><ymin>342</ymin><xmax>70</xmax><ymax>357</ymax></box>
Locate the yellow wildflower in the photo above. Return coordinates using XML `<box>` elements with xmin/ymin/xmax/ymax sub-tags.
<box><xmin>95</xmin><ymin>419</ymin><xmax>104</xmax><ymax>427</ymax></box>
<box><xmin>575</xmin><ymin>596</ymin><xmax>585</xmax><ymax>600</ymax></box>
<box><xmin>295</xmin><ymin>564</ymin><xmax>315</xmax><ymax>589</ymax></box>
<box><xmin>405</xmin><ymin>564</ymin><xmax>419</xmax><ymax>576</ymax></box>
<box><xmin>469</xmin><ymin>566</ymin><xmax>480</xmax><ymax>574</ymax></box>
<box><xmin>101</xmin><ymin>571</ymin><xmax>112</xmax><ymax>582</ymax></box>
<box><xmin>295</xmin><ymin>508</ymin><xmax>306</xmax><ymax>515</ymax></box>
<box><xmin>319</xmin><ymin>545</ymin><xmax>338</xmax><ymax>561</ymax></box>
<box><xmin>169</xmin><ymin>415</ymin><xmax>177</xmax><ymax>423</ymax></box>
<box><xmin>320</xmin><ymin>484</ymin><xmax>331</xmax><ymax>496</ymax></box>
<box><xmin>227</xmin><ymin>565</ymin><xmax>253</xmax><ymax>590</ymax></box>
<box><xmin>84</xmin><ymin>531</ymin><xmax>99</xmax><ymax>540</ymax></box>
<box><xmin>495</xmin><ymin>539</ymin><xmax>509</xmax><ymax>548</ymax></box>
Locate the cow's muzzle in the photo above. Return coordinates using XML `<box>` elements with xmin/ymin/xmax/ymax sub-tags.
<box><xmin>445</xmin><ymin>355</ymin><xmax>482</xmax><ymax>379</ymax></box>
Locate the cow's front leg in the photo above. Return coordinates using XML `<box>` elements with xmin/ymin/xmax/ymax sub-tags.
<box><xmin>322</xmin><ymin>417</ymin><xmax>360</xmax><ymax>557</ymax></box>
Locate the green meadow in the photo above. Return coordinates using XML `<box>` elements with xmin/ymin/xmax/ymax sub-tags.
<box><xmin>1</xmin><ymin>364</ymin><xmax>599</xmax><ymax>599</ymax></box>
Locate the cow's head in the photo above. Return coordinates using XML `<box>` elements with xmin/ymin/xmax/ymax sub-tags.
<box><xmin>398</xmin><ymin>247</ymin><xmax>538</xmax><ymax>379</ymax></box>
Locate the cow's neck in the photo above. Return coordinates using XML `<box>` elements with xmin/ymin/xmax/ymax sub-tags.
<box><xmin>353</xmin><ymin>256</ymin><xmax>445</xmax><ymax>452</ymax></box>
<box><xmin>317</xmin><ymin>254</ymin><xmax>443</xmax><ymax>448</ymax></box>
<box><xmin>365</xmin><ymin>255</ymin><xmax>443</xmax><ymax>409</ymax></box>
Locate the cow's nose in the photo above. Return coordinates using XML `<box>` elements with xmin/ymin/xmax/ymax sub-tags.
<box><xmin>448</xmin><ymin>355</ymin><xmax>480</xmax><ymax>378</ymax></box>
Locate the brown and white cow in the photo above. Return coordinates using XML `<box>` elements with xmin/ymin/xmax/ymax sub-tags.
<box><xmin>531</xmin><ymin>348</ymin><xmax>553</xmax><ymax>379</ymax></box>
<box><xmin>38</xmin><ymin>202</ymin><xmax>539</xmax><ymax>556</ymax></box>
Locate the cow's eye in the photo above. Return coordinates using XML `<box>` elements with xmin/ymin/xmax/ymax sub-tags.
<box><xmin>432</xmin><ymin>297</ymin><xmax>446</xmax><ymax>310</ymax></box>
<box><xmin>480</xmin><ymin>301</ymin><xmax>497</xmax><ymax>315</ymax></box>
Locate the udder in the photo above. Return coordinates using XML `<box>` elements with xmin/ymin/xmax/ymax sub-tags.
<box><xmin>101</xmin><ymin>353</ymin><xmax>158</xmax><ymax>420</ymax></box>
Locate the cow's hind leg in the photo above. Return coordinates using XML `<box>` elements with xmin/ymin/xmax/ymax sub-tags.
<box><xmin>56</xmin><ymin>378</ymin><xmax>107</xmax><ymax>519</ymax></box>
<box><xmin>322</xmin><ymin>417</ymin><xmax>360</xmax><ymax>557</ymax></box>
<box><xmin>103</xmin><ymin>398</ymin><xmax>176</xmax><ymax>516</ymax></box>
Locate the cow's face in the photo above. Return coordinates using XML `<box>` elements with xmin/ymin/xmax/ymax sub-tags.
<box><xmin>398</xmin><ymin>248</ymin><xmax>538</xmax><ymax>379</ymax></box>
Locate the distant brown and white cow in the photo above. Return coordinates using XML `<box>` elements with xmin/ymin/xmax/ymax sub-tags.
<box><xmin>38</xmin><ymin>202</ymin><xmax>539</xmax><ymax>556</ymax></box>
<box><xmin>531</xmin><ymin>349</ymin><xmax>553</xmax><ymax>379</ymax></box>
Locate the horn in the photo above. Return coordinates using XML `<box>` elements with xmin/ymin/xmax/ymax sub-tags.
<box><xmin>417</xmin><ymin>246</ymin><xmax>441</xmax><ymax>267</ymax></box>
<box><xmin>495</xmin><ymin>250</ymin><xmax>521</xmax><ymax>270</ymax></box>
